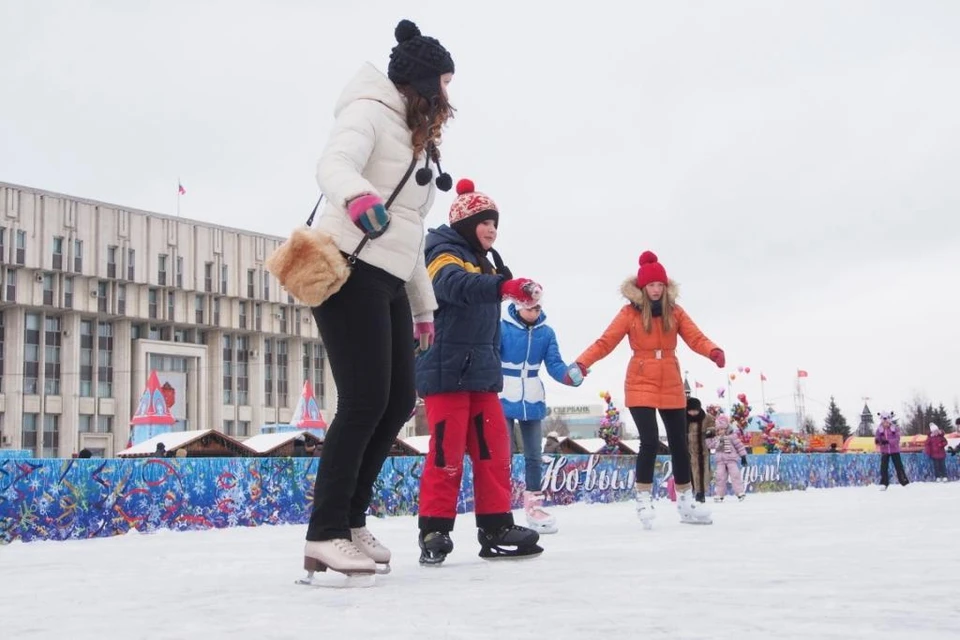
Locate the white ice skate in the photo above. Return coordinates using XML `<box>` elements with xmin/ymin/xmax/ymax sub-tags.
<box><xmin>635</xmin><ymin>490</ymin><xmax>656</xmax><ymax>530</ymax></box>
<box><xmin>351</xmin><ymin>526</ymin><xmax>392</xmax><ymax>574</ymax></box>
<box><xmin>879</xmin><ymin>485</ymin><xmax>888</xmax><ymax>491</ymax></box>
<box><xmin>678</xmin><ymin>489</ymin><xmax>713</xmax><ymax>525</ymax></box>
<box><xmin>298</xmin><ymin>539</ymin><xmax>376</xmax><ymax>588</ymax></box>
<box><xmin>523</xmin><ymin>491</ymin><xmax>558</xmax><ymax>535</ymax></box>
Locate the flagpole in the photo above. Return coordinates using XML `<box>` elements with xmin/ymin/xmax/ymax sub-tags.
<box><xmin>761</xmin><ymin>375</ymin><xmax>767</xmax><ymax>411</ymax></box>
<box><xmin>177</xmin><ymin>177</ymin><xmax>181</xmax><ymax>217</ymax></box>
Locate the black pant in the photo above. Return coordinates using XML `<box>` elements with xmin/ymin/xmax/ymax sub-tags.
<box><xmin>933</xmin><ymin>458</ymin><xmax>947</xmax><ymax>479</ymax></box>
<box><xmin>880</xmin><ymin>453</ymin><xmax>909</xmax><ymax>487</ymax></box>
<box><xmin>629</xmin><ymin>407</ymin><xmax>691</xmax><ymax>486</ymax></box>
<box><xmin>305</xmin><ymin>260</ymin><xmax>415</xmax><ymax>541</ymax></box>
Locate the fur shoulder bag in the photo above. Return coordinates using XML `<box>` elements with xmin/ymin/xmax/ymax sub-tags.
<box><xmin>266</xmin><ymin>156</ymin><xmax>417</xmax><ymax>307</ymax></box>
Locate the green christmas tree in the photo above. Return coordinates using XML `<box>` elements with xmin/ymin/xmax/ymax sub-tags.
<box><xmin>823</xmin><ymin>396</ymin><xmax>851</xmax><ymax>438</ymax></box>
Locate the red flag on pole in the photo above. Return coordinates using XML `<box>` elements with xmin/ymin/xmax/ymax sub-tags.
<box><xmin>695</xmin><ymin>381</ymin><xmax>704</xmax><ymax>389</ymax></box>
<box><xmin>178</xmin><ymin>182</ymin><xmax>186</xmax><ymax>195</ymax></box>
<box><xmin>760</xmin><ymin>373</ymin><xmax>768</xmax><ymax>382</ymax></box>
<box><xmin>797</xmin><ymin>369</ymin><xmax>809</xmax><ymax>378</ymax></box>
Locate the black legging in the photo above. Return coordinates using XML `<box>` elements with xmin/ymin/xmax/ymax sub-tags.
<box><xmin>629</xmin><ymin>407</ymin><xmax>691</xmax><ymax>485</ymax></box>
<box><xmin>305</xmin><ymin>259</ymin><xmax>416</xmax><ymax>542</ymax></box>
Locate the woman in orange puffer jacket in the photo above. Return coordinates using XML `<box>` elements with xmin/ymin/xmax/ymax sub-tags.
<box><xmin>574</xmin><ymin>251</ymin><xmax>724</xmax><ymax>528</ymax></box>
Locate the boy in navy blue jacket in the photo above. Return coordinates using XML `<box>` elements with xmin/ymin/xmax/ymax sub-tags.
<box><xmin>415</xmin><ymin>178</ymin><xmax>543</xmax><ymax>566</ymax></box>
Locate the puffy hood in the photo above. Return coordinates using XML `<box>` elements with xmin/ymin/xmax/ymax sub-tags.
<box><xmin>334</xmin><ymin>63</ymin><xmax>406</xmax><ymax>119</ymax></box>
<box><xmin>505</xmin><ymin>303</ymin><xmax>548</xmax><ymax>329</ymax></box>
<box><xmin>424</xmin><ymin>224</ymin><xmax>471</xmax><ymax>255</ymax></box>
<box><xmin>620</xmin><ymin>277</ymin><xmax>680</xmax><ymax>309</ymax></box>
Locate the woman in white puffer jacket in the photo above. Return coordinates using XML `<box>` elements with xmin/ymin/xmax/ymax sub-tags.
<box><xmin>303</xmin><ymin>19</ymin><xmax>456</xmax><ymax>581</ymax></box>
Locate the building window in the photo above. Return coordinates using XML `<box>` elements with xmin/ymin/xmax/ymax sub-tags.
<box><xmin>294</xmin><ymin>308</ymin><xmax>302</xmax><ymax>336</ymax></box>
<box><xmin>43</xmin><ymin>414</ymin><xmax>59</xmax><ymax>458</ymax></box>
<box><xmin>176</xmin><ymin>256</ymin><xmax>183</xmax><ymax>289</ymax></box>
<box><xmin>222</xmin><ymin>335</ymin><xmax>233</xmax><ymax>403</ymax></box>
<box><xmin>22</xmin><ymin>413</ymin><xmax>38</xmax><ymax>454</ymax></box>
<box><xmin>97</xmin><ymin>416</ymin><xmax>113</xmax><ymax>433</ymax></box>
<box><xmin>213</xmin><ymin>297</ymin><xmax>220</xmax><ymax>325</ymax></box>
<box><xmin>204</xmin><ymin>262</ymin><xmax>213</xmax><ymax>292</ymax></box>
<box><xmin>247</xmin><ymin>269</ymin><xmax>255</xmax><ymax>298</ymax></box>
<box><xmin>73</xmin><ymin>239</ymin><xmax>83</xmax><ymax>273</ymax></box>
<box><xmin>0</xmin><ymin>227</ymin><xmax>5</xmax><ymax>263</ymax></box>
<box><xmin>42</xmin><ymin>273</ymin><xmax>54</xmax><ymax>305</ymax></box>
<box><xmin>195</xmin><ymin>294</ymin><xmax>204</xmax><ymax>324</ymax></box>
<box><xmin>236</xmin><ymin>335</ymin><xmax>249</xmax><ymax>405</ymax></box>
<box><xmin>52</xmin><ymin>236</ymin><xmax>64</xmax><ymax>270</ymax></box>
<box><xmin>0</xmin><ymin>311</ymin><xmax>4</xmax><ymax>392</ymax></box>
<box><xmin>126</xmin><ymin>248</ymin><xmax>135</xmax><ymax>280</ymax></box>
<box><xmin>107</xmin><ymin>245</ymin><xmax>117</xmax><ymax>278</ymax></box>
<box><xmin>287</xmin><ymin>293</ymin><xmax>294</xmax><ymax>305</ymax></box>
<box><xmin>80</xmin><ymin>319</ymin><xmax>94</xmax><ymax>397</ymax></box>
<box><xmin>98</xmin><ymin>281</ymin><xmax>108</xmax><ymax>313</ymax></box>
<box><xmin>264</xmin><ymin>338</ymin><xmax>273</xmax><ymax>406</ymax></box>
<box><xmin>238</xmin><ymin>421</ymin><xmax>250</xmax><ymax>437</ymax></box>
<box><xmin>78</xmin><ymin>415</ymin><xmax>93</xmax><ymax>433</ymax></box>
<box><xmin>262</xmin><ymin>270</ymin><xmax>270</xmax><ymax>300</ymax></box>
<box><xmin>312</xmin><ymin>343</ymin><xmax>327</xmax><ymax>406</ymax></box>
<box><xmin>167</xmin><ymin>291</ymin><xmax>175</xmax><ymax>321</ymax></box>
<box><xmin>255</xmin><ymin>303</ymin><xmax>262</xmax><ymax>331</ymax></box>
<box><xmin>5</xmin><ymin>268</ymin><xmax>15</xmax><ymax>302</ymax></box>
<box><xmin>279</xmin><ymin>306</ymin><xmax>288</xmax><ymax>334</ymax></box>
<box><xmin>158</xmin><ymin>254</ymin><xmax>168</xmax><ymax>286</ymax></box>
<box><xmin>239</xmin><ymin>301</ymin><xmax>247</xmax><ymax>329</ymax></box>
<box><xmin>64</xmin><ymin>276</ymin><xmax>74</xmax><ymax>308</ymax></box>
<box><xmin>277</xmin><ymin>340</ymin><xmax>289</xmax><ymax>407</ymax></box>
<box><xmin>23</xmin><ymin>312</ymin><xmax>40</xmax><ymax>394</ymax></box>
<box><xmin>44</xmin><ymin>316</ymin><xmax>62</xmax><ymax>395</ymax></box>
<box><xmin>223</xmin><ymin>419</ymin><xmax>235</xmax><ymax>435</ymax></box>
<box><xmin>117</xmin><ymin>284</ymin><xmax>126</xmax><ymax>315</ymax></box>
<box><xmin>97</xmin><ymin>322</ymin><xmax>114</xmax><ymax>398</ymax></box>
<box><xmin>15</xmin><ymin>230</ymin><xmax>26</xmax><ymax>265</ymax></box>
<box><xmin>220</xmin><ymin>264</ymin><xmax>228</xmax><ymax>295</ymax></box>
<box><xmin>148</xmin><ymin>288</ymin><xmax>158</xmax><ymax>319</ymax></box>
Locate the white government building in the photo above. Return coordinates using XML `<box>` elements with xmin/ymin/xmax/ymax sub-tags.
<box><xmin>0</xmin><ymin>181</ymin><xmax>337</xmax><ymax>458</ymax></box>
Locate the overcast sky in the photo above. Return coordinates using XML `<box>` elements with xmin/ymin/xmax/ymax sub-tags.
<box><xmin>2</xmin><ymin>0</ymin><xmax>958</xmax><ymax>433</ymax></box>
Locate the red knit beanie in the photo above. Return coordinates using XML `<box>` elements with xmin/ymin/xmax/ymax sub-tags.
<box><xmin>449</xmin><ymin>179</ymin><xmax>498</xmax><ymax>226</ymax></box>
<box><xmin>636</xmin><ymin>251</ymin><xmax>668</xmax><ymax>288</ymax></box>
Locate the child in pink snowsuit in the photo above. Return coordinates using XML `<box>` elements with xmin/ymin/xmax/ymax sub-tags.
<box><xmin>707</xmin><ymin>414</ymin><xmax>748</xmax><ymax>502</ymax></box>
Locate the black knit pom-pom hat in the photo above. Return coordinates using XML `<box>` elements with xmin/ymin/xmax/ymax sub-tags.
<box><xmin>387</xmin><ymin>19</ymin><xmax>455</xmax><ymax>101</ymax></box>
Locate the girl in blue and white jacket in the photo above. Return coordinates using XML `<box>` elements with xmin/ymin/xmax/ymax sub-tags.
<box><xmin>500</xmin><ymin>302</ymin><xmax>581</xmax><ymax>533</ymax></box>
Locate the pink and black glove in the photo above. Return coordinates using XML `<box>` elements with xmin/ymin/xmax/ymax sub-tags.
<box><xmin>347</xmin><ymin>194</ymin><xmax>390</xmax><ymax>238</ymax></box>
<box><xmin>414</xmin><ymin>321</ymin><xmax>435</xmax><ymax>353</ymax></box>
<box><xmin>563</xmin><ymin>362</ymin><xmax>588</xmax><ymax>387</ymax></box>
<box><xmin>500</xmin><ymin>278</ymin><xmax>542</xmax><ymax>306</ymax></box>
<box><xmin>709</xmin><ymin>348</ymin><xmax>725</xmax><ymax>368</ymax></box>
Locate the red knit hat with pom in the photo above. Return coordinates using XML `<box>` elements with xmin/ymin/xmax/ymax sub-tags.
<box><xmin>636</xmin><ymin>251</ymin><xmax>668</xmax><ymax>288</ymax></box>
<box><xmin>449</xmin><ymin>178</ymin><xmax>499</xmax><ymax>226</ymax></box>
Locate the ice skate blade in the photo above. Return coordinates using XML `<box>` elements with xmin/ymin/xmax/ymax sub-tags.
<box><xmin>680</xmin><ymin>517</ymin><xmax>713</xmax><ymax>526</ymax></box>
<box><xmin>375</xmin><ymin>564</ymin><xmax>391</xmax><ymax>575</ymax></box>
<box><xmin>478</xmin><ymin>544</ymin><xmax>544</xmax><ymax>561</ymax></box>
<box><xmin>640</xmin><ymin>520</ymin><xmax>654</xmax><ymax>531</ymax></box>
<box><xmin>296</xmin><ymin>572</ymin><xmax>376</xmax><ymax>589</ymax></box>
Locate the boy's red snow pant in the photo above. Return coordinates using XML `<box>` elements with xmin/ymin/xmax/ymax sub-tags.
<box><xmin>417</xmin><ymin>391</ymin><xmax>515</xmax><ymax>533</ymax></box>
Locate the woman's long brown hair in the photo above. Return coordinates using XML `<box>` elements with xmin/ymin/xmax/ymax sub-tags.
<box><xmin>397</xmin><ymin>84</ymin><xmax>455</xmax><ymax>159</ymax></box>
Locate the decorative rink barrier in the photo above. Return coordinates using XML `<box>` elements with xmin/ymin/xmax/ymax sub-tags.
<box><xmin>1</xmin><ymin>453</ymin><xmax>955</xmax><ymax>544</ymax></box>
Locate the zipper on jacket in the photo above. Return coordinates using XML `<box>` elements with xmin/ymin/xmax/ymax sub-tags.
<box><xmin>457</xmin><ymin>352</ymin><xmax>473</xmax><ymax>388</ymax></box>
<box><xmin>521</xmin><ymin>326</ymin><xmax>533</xmax><ymax>421</ymax></box>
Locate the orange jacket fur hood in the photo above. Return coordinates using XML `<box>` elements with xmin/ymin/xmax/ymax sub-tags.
<box><xmin>576</xmin><ymin>277</ymin><xmax>719</xmax><ymax>409</ymax></box>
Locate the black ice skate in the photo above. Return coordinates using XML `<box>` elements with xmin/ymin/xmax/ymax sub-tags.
<box><xmin>419</xmin><ymin>531</ymin><xmax>454</xmax><ymax>567</ymax></box>
<box><xmin>477</xmin><ymin>524</ymin><xmax>543</xmax><ymax>560</ymax></box>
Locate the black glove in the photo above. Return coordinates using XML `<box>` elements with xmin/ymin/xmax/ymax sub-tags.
<box><xmin>741</xmin><ymin>456</ymin><xmax>748</xmax><ymax>466</ymax></box>
<box><xmin>878</xmin><ymin>438</ymin><xmax>888</xmax><ymax>445</ymax></box>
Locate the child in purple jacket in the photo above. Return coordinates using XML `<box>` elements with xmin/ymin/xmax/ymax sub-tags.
<box><xmin>707</xmin><ymin>414</ymin><xmax>748</xmax><ymax>502</ymax></box>
<box><xmin>875</xmin><ymin>411</ymin><xmax>909</xmax><ymax>490</ymax></box>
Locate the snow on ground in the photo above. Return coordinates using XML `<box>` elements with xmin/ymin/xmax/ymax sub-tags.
<box><xmin>2</xmin><ymin>484</ymin><xmax>959</xmax><ymax>640</ymax></box>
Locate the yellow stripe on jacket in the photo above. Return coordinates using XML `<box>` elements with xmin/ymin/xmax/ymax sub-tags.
<box><xmin>427</xmin><ymin>253</ymin><xmax>482</xmax><ymax>280</ymax></box>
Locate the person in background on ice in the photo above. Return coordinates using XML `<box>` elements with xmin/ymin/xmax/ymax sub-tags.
<box><xmin>924</xmin><ymin>423</ymin><xmax>948</xmax><ymax>482</ymax></box>
<box><xmin>875</xmin><ymin>411</ymin><xmax>909</xmax><ymax>490</ymax></box>
<box><xmin>707</xmin><ymin>414</ymin><xmax>748</xmax><ymax>502</ymax></box>
<box><xmin>415</xmin><ymin>178</ymin><xmax>545</xmax><ymax>566</ymax></box>
<box><xmin>302</xmin><ymin>18</ymin><xmax>456</xmax><ymax>580</ymax></box>
<box><xmin>686</xmin><ymin>397</ymin><xmax>715</xmax><ymax>503</ymax></box>
<box><xmin>499</xmin><ymin>300</ymin><xmax>583</xmax><ymax>534</ymax></box>
<box><xmin>572</xmin><ymin>251</ymin><xmax>724</xmax><ymax>528</ymax></box>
